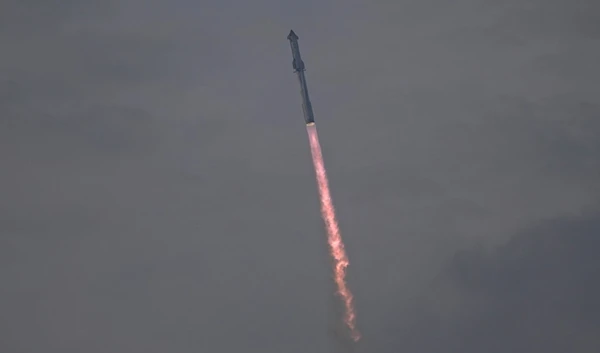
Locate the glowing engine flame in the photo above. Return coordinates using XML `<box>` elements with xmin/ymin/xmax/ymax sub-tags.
<box><xmin>306</xmin><ymin>124</ymin><xmax>360</xmax><ymax>341</ymax></box>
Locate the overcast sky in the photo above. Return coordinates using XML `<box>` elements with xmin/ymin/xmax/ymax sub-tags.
<box><xmin>1</xmin><ymin>1</ymin><xmax>599</xmax><ymax>352</ymax></box>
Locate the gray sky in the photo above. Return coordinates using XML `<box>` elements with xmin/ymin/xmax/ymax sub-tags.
<box><xmin>1</xmin><ymin>1</ymin><xmax>599</xmax><ymax>352</ymax></box>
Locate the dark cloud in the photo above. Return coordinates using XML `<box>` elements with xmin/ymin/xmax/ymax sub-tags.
<box><xmin>2</xmin><ymin>103</ymin><xmax>158</xmax><ymax>160</ymax></box>
<box><xmin>376</xmin><ymin>211</ymin><xmax>600</xmax><ymax>353</ymax></box>
<box><xmin>0</xmin><ymin>1</ymin><xmax>113</xmax><ymax>32</ymax></box>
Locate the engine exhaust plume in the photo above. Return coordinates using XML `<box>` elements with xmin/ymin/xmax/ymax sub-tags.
<box><xmin>306</xmin><ymin>123</ymin><xmax>360</xmax><ymax>342</ymax></box>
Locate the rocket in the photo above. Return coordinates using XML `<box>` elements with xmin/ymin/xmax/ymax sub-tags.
<box><xmin>287</xmin><ymin>30</ymin><xmax>315</xmax><ymax>126</ymax></box>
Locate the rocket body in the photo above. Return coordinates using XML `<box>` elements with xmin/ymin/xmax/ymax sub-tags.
<box><xmin>287</xmin><ymin>30</ymin><xmax>315</xmax><ymax>125</ymax></box>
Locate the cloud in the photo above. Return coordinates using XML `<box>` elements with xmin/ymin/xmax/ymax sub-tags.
<box><xmin>1</xmin><ymin>0</ymin><xmax>599</xmax><ymax>352</ymax></box>
<box><xmin>373</xmin><ymin>210</ymin><xmax>600</xmax><ymax>353</ymax></box>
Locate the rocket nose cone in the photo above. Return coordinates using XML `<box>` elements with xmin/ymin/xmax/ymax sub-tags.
<box><xmin>287</xmin><ymin>30</ymin><xmax>299</xmax><ymax>41</ymax></box>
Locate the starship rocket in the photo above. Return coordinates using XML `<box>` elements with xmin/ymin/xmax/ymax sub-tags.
<box><xmin>287</xmin><ymin>30</ymin><xmax>315</xmax><ymax>126</ymax></box>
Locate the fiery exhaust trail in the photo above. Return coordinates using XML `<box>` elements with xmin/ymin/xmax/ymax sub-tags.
<box><xmin>286</xmin><ymin>29</ymin><xmax>360</xmax><ymax>342</ymax></box>
<box><xmin>306</xmin><ymin>123</ymin><xmax>360</xmax><ymax>342</ymax></box>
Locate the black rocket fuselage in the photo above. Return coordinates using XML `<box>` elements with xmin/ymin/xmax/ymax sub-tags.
<box><xmin>287</xmin><ymin>30</ymin><xmax>315</xmax><ymax>126</ymax></box>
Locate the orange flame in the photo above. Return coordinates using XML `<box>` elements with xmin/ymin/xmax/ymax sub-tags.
<box><xmin>306</xmin><ymin>124</ymin><xmax>360</xmax><ymax>342</ymax></box>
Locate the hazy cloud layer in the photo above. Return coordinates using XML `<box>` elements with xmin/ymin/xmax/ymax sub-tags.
<box><xmin>378</xmin><ymin>211</ymin><xmax>600</xmax><ymax>353</ymax></box>
<box><xmin>1</xmin><ymin>1</ymin><xmax>598</xmax><ymax>352</ymax></box>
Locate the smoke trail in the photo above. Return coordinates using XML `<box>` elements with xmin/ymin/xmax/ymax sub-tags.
<box><xmin>306</xmin><ymin>123</ymin><xmax>360</xmax><ymax>342</ymax></box>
